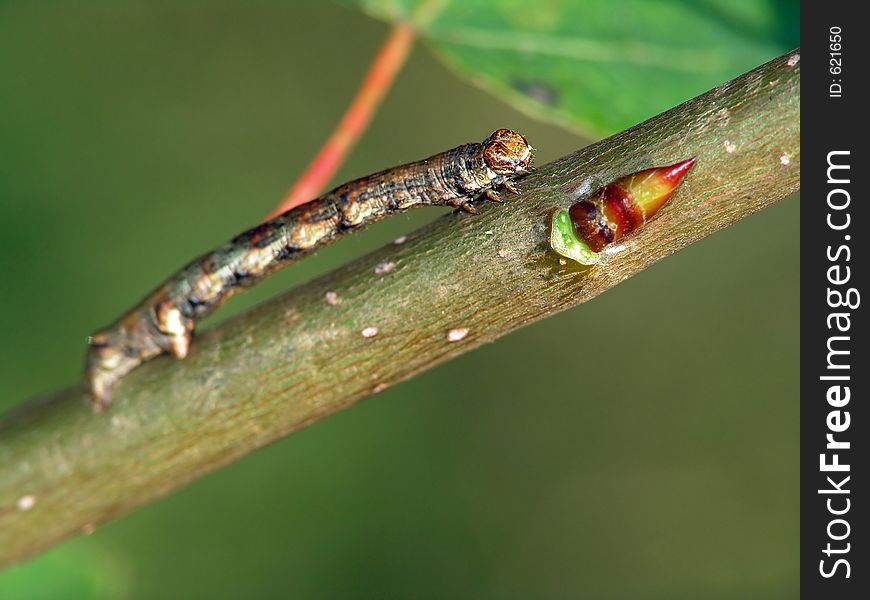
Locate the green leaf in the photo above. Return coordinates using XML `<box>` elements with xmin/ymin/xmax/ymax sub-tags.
<box><xmin>344</xmin><ymin>0</ymin><xmax>799</xmax><ymax>137</ymax></box>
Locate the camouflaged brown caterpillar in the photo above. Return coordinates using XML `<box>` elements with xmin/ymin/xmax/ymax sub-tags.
<box><xmin>85</xmin><ymin>129</ymin><xmax>533</xmax><ymax>409</ymax></box>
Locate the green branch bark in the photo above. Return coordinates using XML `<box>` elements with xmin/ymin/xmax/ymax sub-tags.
<box><xmin>0</xmin><ymin>50</ymin><xmax>800</xmax><ymax>567</ymax></box>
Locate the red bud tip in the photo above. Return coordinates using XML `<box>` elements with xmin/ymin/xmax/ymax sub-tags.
<box><xmin>659</xmin><ymin>157</ymin><xmax>697</xmax><ymax>186</ymax></box>
<box><xmin>617</xmin><ymin>157</ymin><xmax>697</xmax><ymax>221</ymax></box>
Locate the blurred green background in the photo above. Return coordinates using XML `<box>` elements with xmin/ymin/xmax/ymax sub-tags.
<box><xmin>0</xmin><ymin>1</ymin><xmax>798</xmax><ymax>598</ymax></box>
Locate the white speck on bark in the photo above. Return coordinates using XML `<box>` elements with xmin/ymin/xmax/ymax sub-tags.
<box><xmin>374</xmin><ymin>261</ymin><xmax>395</xmax><ymax>275</ymax></box>
<box><xmin>325</xmin><ymin>291</ymin><xmax>340</xmax><ymax>306</ymax></box>
<box><xmin>17</xmin><ymin>495</ymin><xmax>36</xmax><ymax>511</ymax></box>
<box><xmin>447</xmin><ymin>328</ymin><xmax>469</xmax><ymax>342</ymax></box>
<box><xmin>361</xmin><ymin>326</ymin><xmax>379</xmax><ymax>338</ymax></box>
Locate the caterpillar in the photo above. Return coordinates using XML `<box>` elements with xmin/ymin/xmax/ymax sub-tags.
<box><xmin>86</xmin><ymin>129</ymin><xmax>533</xmax><ymax>410</ymax></box>
<box><xmin>549</xmin><ymin>158</ymin><xmax>696</xmax><ymax>265</ymax></box>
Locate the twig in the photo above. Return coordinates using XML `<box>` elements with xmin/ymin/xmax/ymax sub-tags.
<box><xmin>0</xmin><ymin>50</ymin><xmax>800</xmax><ymax>567</ymax></box>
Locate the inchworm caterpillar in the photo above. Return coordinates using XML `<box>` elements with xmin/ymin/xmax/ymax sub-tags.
<box><xmin>549</xmin><ymin>158</ymin><xmax>696</xmax><ymax>265</ymax></box>
<box><xmin>86</xmin><ymin>129</ymin><xmax>533</xmax><ymax>410</ymax></box>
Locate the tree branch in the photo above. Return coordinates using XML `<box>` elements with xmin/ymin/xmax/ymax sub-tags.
<box><xmin>0</xmin><ymin>50</ymin><xmax>800</xmax><ymax>567</ymax></box>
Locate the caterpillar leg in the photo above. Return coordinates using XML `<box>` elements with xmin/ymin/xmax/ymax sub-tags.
<box><xmin>86</xmin><ymin>335</ymin><xmax>127</xmax><ymax>412</ymax></box>
<box><xmin>484</xmin><ymin>189</ymin><xmax>503</xmax><ymax>202</ymax></box>
<box><xmin>502</xmin><ymin>180</ymin><xmax>520</xmax><ymax>194</ymax></box>
<box><xmin>454</xmin><ymin>200</ymin><xmax>479</xmax><ymax>214</ymax></box>
<box><xmin>155</xmin><ymin>301</ymin><xmax>194</xmax><ymax>359</ymax></box>
<box><xmin>85</xmin><ymin>300</ymin><xmax>193</xmax><ymax>410</ymax></box>
<box><xmin>85</xmin><ymin>332</ymin><xmax>156</xmax><ymax>411</ymax></box>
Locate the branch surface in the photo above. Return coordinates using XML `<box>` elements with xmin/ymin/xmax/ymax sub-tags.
<box><xmin>0</xmin><ymin>51</ymin><xmax>800</xmax><ymax>567</ymax></box>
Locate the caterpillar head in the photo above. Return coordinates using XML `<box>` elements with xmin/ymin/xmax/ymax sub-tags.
<box><xmin>482</xmin><ymin>129</ymin><xmax>534</xmax><ymax>176</ymax></box>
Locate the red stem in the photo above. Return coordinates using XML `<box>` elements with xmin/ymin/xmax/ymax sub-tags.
<box><xmin>265</xmin><ymin>23</ymin><xmax>417</xmax><ymax>220</ymax></box>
